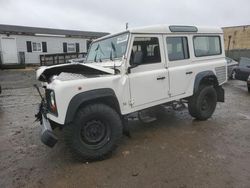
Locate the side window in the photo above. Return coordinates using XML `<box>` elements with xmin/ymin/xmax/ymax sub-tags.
<box><xmin>193</xmin><ymin>36</ymin><xmax>221</xmax><ymax>57</ymax></box>
<box><xmin>166</xmin><ymin>37</ymin><xmax>189</xmax><ymax>61</ymax></box>
<box><xmin>130</xmin><ymin>37</ymin><xmax>161</xmax><ymax>64</ymax></box>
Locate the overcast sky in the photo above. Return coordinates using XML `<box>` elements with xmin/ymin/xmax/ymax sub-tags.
<box><xmin>0</xmin><ymin>0</ymin><xmax>249</xmax><ymax>33</ymax></box>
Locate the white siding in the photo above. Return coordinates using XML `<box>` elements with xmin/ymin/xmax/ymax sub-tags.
<box><xmin>1</xmin><ymin>34</ymin><xmax>88</xmax><ymax>64</ymax></box>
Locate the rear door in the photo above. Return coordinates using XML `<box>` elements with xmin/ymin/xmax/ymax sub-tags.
<box><xmin>128</xmin><ymin>35</ymin><xmax>169</xmax><ymax>108</ymax></box>
<box><xmin>164</xmin><ymin>35</ymin><xmax>193</xmax><ymax>97</ymax></box>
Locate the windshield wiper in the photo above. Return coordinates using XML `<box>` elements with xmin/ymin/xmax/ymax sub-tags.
<box><xmin>110</xmin><ymin>42</ymin><xmax>117</xmax><ymax>61</ymax></box>
<box><xmin>111</xmin><ymin>42</ymin><xmax>117</xmax><ymax>57</ymax></box>
<box><xmin>110</xmin><ymin>50</ymin><xmax>113</xmax><ymax>61</ymax></box>
<box><xmin>94</xmin><ymin>44</ymin><xmax>104</xmax><ymax>62</ymax></box>
<box><xmin>97</xmin><ymin>44</ymin><xmax>105</xmax><ymax>62</ymax></box>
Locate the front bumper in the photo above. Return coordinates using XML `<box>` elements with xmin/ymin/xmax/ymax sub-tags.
<box><xmin>40</xmin><ymin>115</ymin><xmax>58</xmax><ymax>147</ymax></box>
<box><xmin>36</xmin><ymin>100</ymin><xmax>58</xmax><ymax>148</ymax></box>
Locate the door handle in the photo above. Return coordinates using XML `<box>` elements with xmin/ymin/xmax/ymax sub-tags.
<box><xmin>157</xmin><ymin>76</ymin><xmax>166</xmax><ymax>80</ymax></box>
<box><xmin>186</xmin><ymin>71</ymin><xmax>193</xmax><ymax>75</ymax></box>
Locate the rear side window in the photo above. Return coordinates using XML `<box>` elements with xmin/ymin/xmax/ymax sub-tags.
<box><xmin>166</xmin><ymin>37</ymin><xmax>189</xmax><ymax>61</ymax></box>
<box><xmin>193</xmin><ymin>36</ymin><xmax>221</xmax><ymax>57</ymax></box>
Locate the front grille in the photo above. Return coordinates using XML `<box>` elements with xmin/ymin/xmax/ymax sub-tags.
<box><xmin>215</xmin><ymin>66</ymin><xmax>227</xmax><ymax>84</ymax></box>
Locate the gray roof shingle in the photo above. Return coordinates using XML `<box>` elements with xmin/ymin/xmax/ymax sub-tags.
<box><xmin>0</xmin><ymin>24</ymin><xmax>109</xmax><ymax>39</ymax></box>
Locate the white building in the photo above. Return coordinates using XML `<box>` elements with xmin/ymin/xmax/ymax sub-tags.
<box><xmin>0</xmin><ymin>24</ymin><xmax>108</xmax><ymax>68</ymax></box>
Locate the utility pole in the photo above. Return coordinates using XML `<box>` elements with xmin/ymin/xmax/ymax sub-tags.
<box><xmin>126</xmin><ymin>23</ymin><xmax>128</xmax><ymax>30</ymax></box>
<box><xmin>227</xmin><ymin>35</ymin><xmax>232</xmax><ymax>57</ymax></box>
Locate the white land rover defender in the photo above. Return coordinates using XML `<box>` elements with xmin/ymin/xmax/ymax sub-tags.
<box><xmin>35</xmin><ymin>25</ymin><xmax>227</xmax><ymax>160</ymax></box>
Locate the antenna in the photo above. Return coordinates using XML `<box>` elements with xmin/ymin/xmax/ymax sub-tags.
<box><xmin>126</xmin><ymin>23</ymin><xmax>128</xmax><ymax>30</ymax></box>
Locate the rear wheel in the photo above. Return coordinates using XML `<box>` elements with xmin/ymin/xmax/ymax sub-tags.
<box><xmin>248</xmin><ymin>86</ymin><xmax>250</xmax><ymax>93</ymax></box>
<box><xmin>188</xmin><ymin>85</ymin><xmax>217</xmax><ymax>121</ymax></box>
<box><xmin>64</xmin><ymin>103</ymin><xmax>123</xmax><ymax>161</ymax></box>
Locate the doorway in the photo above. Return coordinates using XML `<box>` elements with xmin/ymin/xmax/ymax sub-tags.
<box><xmin>1</xmin><ymin>37</ymin><xmax>18</xmax><ymax>64</ymax></box>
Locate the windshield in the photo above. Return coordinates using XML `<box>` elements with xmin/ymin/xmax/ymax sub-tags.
<box><xmin>86</xmin><ymin>33</ymin><xmax>129</xmax><ymax>62</ymax></box>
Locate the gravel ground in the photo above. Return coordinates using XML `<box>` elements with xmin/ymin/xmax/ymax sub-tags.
<box><xmin>0</xmin><ymin>69</ymin><xmax>250</xmax><ymax>188</ymax></box>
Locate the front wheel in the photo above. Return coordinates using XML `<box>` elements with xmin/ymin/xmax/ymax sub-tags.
<box><xmin>64</xmin><ymin>103</ymin><xmax>123</xmax><ymax>161</ymax></box>
<box><xmin>188</xmin><ymin>85</ymin><xmax>217</xmax><ymax>121</ymax></box>
<box><xmin>248</xmin><ymin>86</ymin><xmax>250</xmax><ymax>93</ymax></box>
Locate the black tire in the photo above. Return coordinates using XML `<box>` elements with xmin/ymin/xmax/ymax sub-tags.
<box><xmin>188</xmin><ymin>85</ymin><xmax>217</xmax><ymax>121</ymax></box>
<box><xmin>64</xmin><ymin>103</ymin><xmax>123</xmax><ymax>161</ymax></box>
<box><xmin>248</xmin><ymin>86</ymin><xmax>250</xmax><ymax>93</ymax></box>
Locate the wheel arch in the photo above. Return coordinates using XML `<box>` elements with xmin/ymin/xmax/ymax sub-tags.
<box><xmin>194</xmin><ymin>71</ymin><xmax>219</xmax><ymax>93</ymax></box>
<box><xmin>65</xmin><ymin>88</ymin><xmax>121</xmax><ymax>124</ymax></box>
<box><xmin>193</xmin><ymin>71</ymin><xmax>224</xmax><ymax>102</ymax></box>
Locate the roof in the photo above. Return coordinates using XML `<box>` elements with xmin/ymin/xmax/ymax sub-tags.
<box><xmin>94</xmin><ymin>25</ymin><xmax>223</xmax><ymax>42</ymax></box>
<box><xmin>129</xmin><ymin>25</ymin><xmax>223</xmax><ymax>34</ymax></box>
<box><xmin>222</xmin><ymin>25</ymin><xmax>250</xmax><ymax>29</ymax></box>
<box><xmin>0</xmin><ymin>24</ymin><xmax>109</xmax><ymax>39</ymax></box>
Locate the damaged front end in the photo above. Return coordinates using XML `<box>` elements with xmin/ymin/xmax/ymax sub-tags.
<box><xmin>36</xmin><ymin>63</ymin><xmax>115</xmax><ymax>83</ymax></box>
<box><xmin>34</xmin><ymin>84</ymin><xmax>58</xmax><ymax>148</ymax></box>
<box><xmin>35</xmin><ymin>63</ymin><xmax>116</xmax><ymax>147</ymax></box>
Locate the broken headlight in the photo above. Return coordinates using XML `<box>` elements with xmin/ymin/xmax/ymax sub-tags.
<box><xmin>45</xmin><ymin>89</ymin><xmax>58</xmax><ymax>116</ymax></box>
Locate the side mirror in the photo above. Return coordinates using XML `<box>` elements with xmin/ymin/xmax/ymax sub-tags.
<box><xmin>133</xmin><ymin>51</ymin><xmax>143</xmax><ymax>65</ymax></box>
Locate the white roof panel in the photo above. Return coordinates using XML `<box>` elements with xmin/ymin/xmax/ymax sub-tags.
<box><xmin>94</xmin><ymin>25</ymin><xmax>223</xmax><ymax>42</ymax></box>
<box><xmin>129</xmin><ymin>25</ymin><xmax>223</xmax><ymax>34</ymax></box>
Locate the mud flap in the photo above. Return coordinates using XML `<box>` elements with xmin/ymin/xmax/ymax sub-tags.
<box><xmin>216</xmin><ymin>86</ymin><xmax>225</xmax><ymax>102</ymax></box>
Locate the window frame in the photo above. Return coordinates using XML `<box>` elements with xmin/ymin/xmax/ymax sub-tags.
<box><xmin>166</xmin><ymin>36</ymin><xmax>190</xmax><ymax>61</ymax></box>
<box><xmin>193</xmin><ymin>35</ymin><xmax>222</xmax><ymax>57</ymax></box>
<box><xmin>67</xmin><ymin>43</ymin><xmax>76</xmax><ymax>53</ymax></box>
<box><xmin>32</xmin><ymin>42</ymin><xmax>42</xmax><ymax>52</ymax></box>
<box><xmin>129</xmin><ymin>36</ymin><xmax>162</xmax><ymax>65</ymax></box>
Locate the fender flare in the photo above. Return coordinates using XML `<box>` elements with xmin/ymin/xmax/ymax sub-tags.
<box><xmin>193</xmin><ymin>71</ymin><xmax>224</xmax><ymax>102</ymax></box>
<box><xmin>64</xmin><ymin>88</ymin><xmax>120</xmax><ymax>124</ymax></box>
<box><xmin>193</xmin><ymin>71</ymin><xmax>218</xmax><ymax>93</ymax></box>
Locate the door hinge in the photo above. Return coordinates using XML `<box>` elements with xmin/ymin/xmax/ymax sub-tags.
<box><xmin>129</xmin><ymin>99</ymin><xmax>135</xmax><ymax>106</ymax></box>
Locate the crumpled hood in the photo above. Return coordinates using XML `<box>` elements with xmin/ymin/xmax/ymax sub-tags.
<box><xmin>36</xmin><ymin>63</ymin><xmax>115</xmax><ymax>82</ymax></box>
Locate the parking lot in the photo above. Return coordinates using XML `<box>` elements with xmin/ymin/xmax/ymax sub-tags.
<box><xmin>0</xmin><ymin>69</ymin><xmax>250</xmax><ymax>188</ymax></box>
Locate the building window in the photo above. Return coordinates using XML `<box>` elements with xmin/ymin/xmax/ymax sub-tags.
<box><xmin>32</xmin><ymin>42</ymin><xmax>42</xmax><ymax>52</ymax></box>
<box><xmin>193</xmin><ymin>36</ymin><xmax>221</xmax><ymax>57</ymax></box>
<box><xmin>166</xmin><ymin>37</ymin><xmax>189</xmax><ymax>61</ymax></box>
<box><xmin>67</xmin><ymin>43</ymin><xmax>76</xmax><ymax>52</ymax></box>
